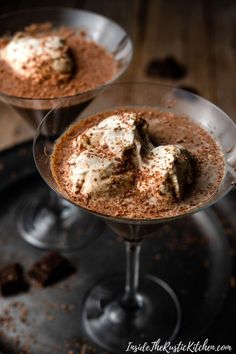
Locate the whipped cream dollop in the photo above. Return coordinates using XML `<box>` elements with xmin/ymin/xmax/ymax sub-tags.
<box><xmin>138</xmin><ymin>145</ymin><xmax>195</xmax><ymax>202</ymax></box>
<box><xmin>0</xmin><ymin>33</ymin><xmax>73</xmax><ymax>81</ymax></box>
<box><xmin>67</xmin><ymin>112</ymin><xmax>195</xmax><ymax>201</ymax></box>
<box><xmin>68</xmin><ymin>113</ymin><xmax>148</xmax><ymax>196</ymax></box>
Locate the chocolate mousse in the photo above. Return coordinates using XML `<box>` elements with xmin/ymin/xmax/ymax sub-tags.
<box><xmin>51</xmin><ymin>110</ymin><xmax>225</xmax><ymax>219</ymax></box>
<box><xmin>0</xmin><ymin>23</ymin><xmax>118</xmax><ymax>98</ymax></box>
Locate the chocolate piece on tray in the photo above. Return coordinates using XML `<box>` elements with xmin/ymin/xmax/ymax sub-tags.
<box><xmin>29</xmin><ymin>252</ymin><xmax>76</xmax><ymax>287</ymax></box>
<box><xmin>0</xmin><ymin>263</ymin><xmax>29</xmax><ymax>296</ymax></box>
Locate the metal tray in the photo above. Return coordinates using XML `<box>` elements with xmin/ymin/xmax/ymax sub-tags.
<box><xmin>0</xmin><ymin>141</ymin><xmax>235</xmax><ymax>353</ymax></box>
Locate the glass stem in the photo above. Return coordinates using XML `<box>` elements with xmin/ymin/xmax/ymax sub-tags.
<box><xmin>122</xmin><ymin>226</ymin><xmax>142</xmax><ymax>310</ymax></box>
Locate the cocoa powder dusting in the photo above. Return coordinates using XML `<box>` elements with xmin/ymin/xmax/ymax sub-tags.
<box><xmin>51</xmin><ymin>109</ymin><xmax>226</xmax><ymax>220</ymax></box>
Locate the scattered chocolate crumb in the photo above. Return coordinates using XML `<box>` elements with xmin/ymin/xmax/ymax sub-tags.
<box><xmin>0</xmin><ymin>312</ymin><xmax>14</xmax><ymax>330</ymax></box>
<box><xmin>0</xmin><ymin>301</ymin><xmax>30</xmax><ymax>344</ymax></box>
<box><xmin>146</xmin><ymin>56</ymin><xmax>187</xmax><ymax>79</ymax></box>
<box><xmin>60</xmin><ymin>303</ymin><xmax>75</xmax><ymax>311</ymax></box>
<box><xmin>65</xmin><ymin>336</ymin><xmax>112</xmax><ymax>354</ymax></box>
<box><xmin>0</xmin><ymin>263</ymin><xmax>29</xmax><ymax>296</ymax></box>
<box><xmin>28</xmin><ymin>252</ymin><xmax>76</xmax><ymax>287</ymax></box>
<box><xmin>80</xmin><ymin>343</ymin><xmax>97</xmax><ymax>353</ymax></box>
<box><xmin>19</xmin><ymin>307</ymin><xmax>29</xmax><ymax>324</ymax></box>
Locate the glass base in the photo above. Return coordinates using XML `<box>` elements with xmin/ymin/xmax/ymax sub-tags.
<box><xmin>17</xmin><ymin>197</ymin><xmax>105</xmax><ymax>251</ymax></box>
<box><xmin>83</xmin><ymin>274</ymin><xmax>181</xmax><ymax>352</ymax></box>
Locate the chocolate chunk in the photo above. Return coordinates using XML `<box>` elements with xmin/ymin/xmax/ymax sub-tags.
<box><xmin>146</xmin><ymin>56</ymin><xmax>187</xmax><ymax>79</ymax></box>
<box><xmin>28</xmin><ymin>252</ymin><xmax>76</xmax><ymax>287</ymax></box>
<box><xmin>0</xmin><ymin>263</ymin><xmax>29</xmax><ymax>296</ymax></box>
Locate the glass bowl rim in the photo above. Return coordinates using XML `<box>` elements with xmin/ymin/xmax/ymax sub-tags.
<box><xmin>33</xmin><ymin>81</ymin><xmax>236</xmax><ymax>225</ymax></box>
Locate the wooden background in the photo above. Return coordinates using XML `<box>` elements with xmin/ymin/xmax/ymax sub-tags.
<box><xmin>0</xmin><ymin>0</ymin><xmax>235</xmax><ymax>150</ymax></box>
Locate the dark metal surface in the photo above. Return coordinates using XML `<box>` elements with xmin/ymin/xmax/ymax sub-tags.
<box><xmin>0</xmin><ymin>141</ymin><xmax>235</xmax><ymax>353</ymax></box>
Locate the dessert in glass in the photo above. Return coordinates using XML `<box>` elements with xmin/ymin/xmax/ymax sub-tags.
<box><xmin>34</xmin><ymin>82</ymin><xmax>236</xmax><ymax>352</ymax></box>
<box><xmin>0</xmin><ymin>7</ymin><xmax>132</xmax><ymax>250</ymax></box>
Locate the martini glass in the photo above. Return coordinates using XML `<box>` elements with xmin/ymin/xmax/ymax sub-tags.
<box><xmin>33</xmin><ymin>83</ymin><xmax>236</xmax><ymax>352</ymax></box>
<box><xmin>0</xmin><ymin>7</ymin><xmax>132</xmax><ymax>250</ymax></box>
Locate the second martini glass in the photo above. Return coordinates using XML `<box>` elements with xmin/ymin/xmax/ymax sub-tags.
<box><xmin>33</xmin><ymin>83</ymin><xmax>236</xmax><ymax>351</ymax></box>
<box><xmin>0</xmin><ymin>7</ymin><xmax>132</xmax><ymax>250</ymax></box>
